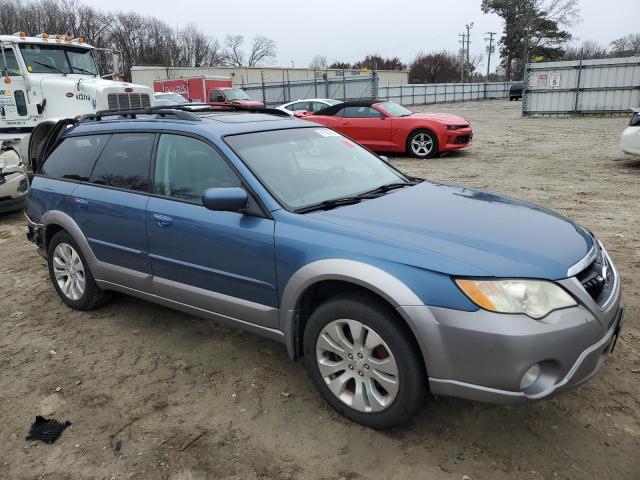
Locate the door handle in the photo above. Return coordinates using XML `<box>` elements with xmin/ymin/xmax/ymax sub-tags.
<box><xmin>153</xmin><ymin>213</ymin><xmax>174</xmax><ymax>228</ymax></box>
<box><xmin>342</xmin><ymin>122</ymin><xmax>352</xmax><ymax>126</ymax></box>
<box><xmin>74</xmin><ymin>197</ymin><xmax>89</xmax><ymax>209</ymax></box>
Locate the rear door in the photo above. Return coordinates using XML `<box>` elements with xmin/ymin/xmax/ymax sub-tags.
<box><xmin>72</xmin><ymin>133</ymin><xmax>155</xmax><ymax>290</ymax></box>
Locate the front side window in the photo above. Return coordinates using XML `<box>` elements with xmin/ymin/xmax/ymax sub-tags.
<box><xmin>376</xmin><ymin>102</ymin><xmax>413</xmax><ymax>117</ymax></box>
<box><xmin>342</xmin><ymin>106</ymin><xmax>384</xmax><ymax>118</ymax></box>
<box><xmin>19</xmin><ymin>44</ymin><xmax>97</xmax><ymax>75</ymax></box>
<box><xmin>89</xmin><ymin>133</ymin><xmax>154</xmax><ymax>192</ymax></box>
<box><xmin>225</xmin><ymin>128</ymin><xmax>406</xmax><ymax>210</ymax></box>
<box><xmin>153</xmin><ymin>134</ymin><xmax>241</xmax><ymax>204</ymax></box>
<box><xmin>1</xmin><ymin>48</ymin><xmax>21</xmax><ymax>76</ymax></box>
<box><xmin>210</xmin><ymin>90</ymin><xmax>225</xmax><ymax>102</ymax></box>
<box><xmin>39</xmin><ymin>135</ymin><xmax>110</xmax><ymax>180</ymax></box>
<box><xmin>288</xmin><ymin>101</ymin><xmax>310</xmax><ymax>111</ymax></box>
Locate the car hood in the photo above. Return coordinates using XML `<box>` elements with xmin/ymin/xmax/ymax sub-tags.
<box><xmin>407</xmin><ymin>112</ymin><xmax>469</xmax><ymax>125</ymax></box>
<box><xmin>311</xmin><ymin>182</ymin><xmax>593</xmax><ymax>279</ymax></box>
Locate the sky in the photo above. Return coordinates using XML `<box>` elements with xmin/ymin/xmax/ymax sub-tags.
<box><xmin>93</xmin><ymin>0</ymin><xmax>639</xmax><ymax>72</ymax></box>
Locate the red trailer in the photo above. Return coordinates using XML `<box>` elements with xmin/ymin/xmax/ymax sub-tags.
<box><xmin>153</xmin><ymin>76</ymin><xmax>263</xmax><ymax>108</ymax></box>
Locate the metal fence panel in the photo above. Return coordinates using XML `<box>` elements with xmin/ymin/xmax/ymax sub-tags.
<box><xmin>523</xmin><ymin>56</ymin><xmax>640</xmax><ymax>116</ymax></box>
<box><xmin>240</xmin><ymin>75</ymin><xmax>375</xmax><ymax>107</ymax></box>
<box><xmin>377</xmin><ymin>82</ymin><xmax>512</xmax><ymax>105</ymax></box>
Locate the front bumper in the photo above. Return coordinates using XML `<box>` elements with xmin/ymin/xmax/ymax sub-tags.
<box><xmin>440</xmin><ymin>128</ymin><xmax>473</xmax><ymax>152</ymax></box>
<box><xmin>404</xmin><ymin>249</ymin><xmax>623</xmax><ymax>405</ymax></box>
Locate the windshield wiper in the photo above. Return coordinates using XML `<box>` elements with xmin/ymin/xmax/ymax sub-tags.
<box><xmin>72</xmin><ymin>67</ymin><xmax>96</xmax><ymax>76</ymax></box>
<box><xmin>363</xmin><ymin>180</ymin><xmax>422</xmax><ymax>196</ymax></box>
<box><xmin>33</xmin><ymin>61</ymin><xmax>66</xmax><ymax>74</ymax></box>
<box><xmin>295</xmin><ymin>194</ymin><xmax>379</xmax><ymax>214</ymax></box>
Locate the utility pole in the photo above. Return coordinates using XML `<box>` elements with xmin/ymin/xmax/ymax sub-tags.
<box><xmin>459</xmin><ymin>32</ymin><xmax>466</xmax><ymax>83</ymax></box>
<box><xmin>465</xmin><ymin>22</ymin><xmax>473</xmax><ymax>82</ymax></box>
<box><xmin>485</xmin><ymin>32</ymin><xmax>496</xmax><ymax>79</ymax></box>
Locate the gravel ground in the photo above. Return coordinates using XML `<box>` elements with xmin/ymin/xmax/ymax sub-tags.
<box><xmin>1</xmin><ymin>100</ymin><xmax>639</xmax><ymax>480</ymax></box>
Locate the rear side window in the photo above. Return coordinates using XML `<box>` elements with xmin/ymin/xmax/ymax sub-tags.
<box><xmin>39</xmin><ymin>135</ymin><xmax>109</xmax><ymax>181</ymax></box>
<box><xmin>89</xmin><ymin>133</ymin><xmax>155</xmax><ymax>192</ymax></box>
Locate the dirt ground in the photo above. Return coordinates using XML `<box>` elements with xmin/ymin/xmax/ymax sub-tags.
<box><xmin>1</xmin><ymin>100</ymin><xmax>639</xmax><ymax>480</ymax></box>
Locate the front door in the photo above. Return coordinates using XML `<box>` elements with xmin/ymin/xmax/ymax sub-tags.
<box><xmin>337</xmin><ymin>105</ymin><xmax>391</xmax><ymax>151</ymax></box>
<box><xmin>209</xmin><ymin>89</ymin><xmax>227</xmax><ymax>107</ymax></box>
<box><xmin>146</xmin><ymin>133</ymin><xmax>278</xmax><ymax>327</ymax></box>
<box><xmin>0</xmin><ymin>45</ymin><xmax>30</xmax><ymax>127</ymax></box>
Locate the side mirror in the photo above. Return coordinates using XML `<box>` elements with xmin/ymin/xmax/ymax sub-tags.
<box><xmin>202</xmin><ymin>187</ymin><xmax>248</xmax><ymax>212</ymax></box>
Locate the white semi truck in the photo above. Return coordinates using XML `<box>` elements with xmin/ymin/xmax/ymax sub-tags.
<box><xmin>0</xmin><ymin>32</ymin><xmax>153</xmax><ymax>167</ymax></box>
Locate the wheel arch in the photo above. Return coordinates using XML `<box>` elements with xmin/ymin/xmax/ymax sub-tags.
<box><xmin>280</xmin><ymin>259</ymin><xmax>431</xmax><ymax>365</ymax></box>
<box><xmin>41</xmin><ymin>210</ymin><xmax>99</xmax><ymax>278</ymax></box>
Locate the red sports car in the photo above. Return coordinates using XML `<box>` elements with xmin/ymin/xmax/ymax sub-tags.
<box><xmin>301</xmin><ymin>100</ymin><xmax>472</xmax><ymax>159</ymax></box>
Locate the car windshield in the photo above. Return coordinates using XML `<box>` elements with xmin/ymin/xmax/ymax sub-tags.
<box><xmin>225</xmin><ymin>127</ymin><xmax>408</xmax><ymax>210</ymax></box>
<box><xmin>156</xmin><ymin>94</ymin><xmax>188</xmax><ymax>104</ymax></box>
<box><xmin>224</xmin><ymin>88</ymin><xmax>251</xmax><ymax>100</ymax></box>
<box><xmin>19</xmin><ymin>44</ymin><xmax>97</xmax><ymax>75</ymax></box>
<box><xmin>376</xmin><ymin>102</ymin><xmax>413</xmax><ymax>117</ymax></box>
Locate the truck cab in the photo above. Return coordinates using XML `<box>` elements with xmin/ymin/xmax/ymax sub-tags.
<box><xmin>1</xmin><ymin>32</ymin><xmax>153</xmax><ymax>166</ymax></box>
<box><xmin>209</xmin><ymin>87</ymin><xmax>263</xmax><ymax>108</ymax></box>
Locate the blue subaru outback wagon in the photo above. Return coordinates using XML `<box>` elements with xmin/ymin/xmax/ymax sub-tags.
<box><xmin>25</xmin><ymin>106</ymin><xmax>623</xmax><ymax>428</ymax></box>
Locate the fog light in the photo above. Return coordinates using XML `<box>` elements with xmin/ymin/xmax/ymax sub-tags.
<box><xmin>520</xmin><ymin>363</ymin><xmax>541</xmax><ymax>390</ymax></box>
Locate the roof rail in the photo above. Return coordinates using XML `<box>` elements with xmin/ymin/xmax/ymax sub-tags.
<box><xmin>80</xmin><ymin>106</ymin><xmax>202</xmax><ymax>123</ymax></box>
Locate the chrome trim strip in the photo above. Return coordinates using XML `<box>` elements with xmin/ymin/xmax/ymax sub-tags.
<box><xmin>566</xmin><ymin>242</ymin><xmax>597</xmax><ymax>277</ymax></box>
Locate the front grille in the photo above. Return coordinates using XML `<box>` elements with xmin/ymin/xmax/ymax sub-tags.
<box><xmin>576</xmin><ymin>246</ymin><xmax>615</xmax><ymax>307</ymax></box>
<box><xmin>454</xmin><ymin>134</ymin><xmax>471</xmax><ymax>144</ymax></box>
<box><xmin>107</xmin><ymin>93</ymin><xmax>151</xmax><ymax>110</ymax></box>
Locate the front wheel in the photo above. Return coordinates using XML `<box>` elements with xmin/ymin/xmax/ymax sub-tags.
<box><xmin>407</xmin><ymin>130</ymin><xmax>439</xmax><ymax>159</ymax></box>
<box><xmin>303</xmin><ymin>295</ymin><xmax>426</xmax><ymax>429</ymax></box>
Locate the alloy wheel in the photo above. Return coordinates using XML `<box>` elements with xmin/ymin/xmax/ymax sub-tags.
<box><xmin>52</xmin><ymin>243</ymin><xmax>86</xmax><ymax>301</ymax></box>
<box><xmin>410</xmin><ymin>133</ymin><xmax>434</xmax><ymax>156</ymax></box>
<box><xmin>315</xmin><ymin>319</ymin><xmax>399</xmax><ymax>413</ymax></box>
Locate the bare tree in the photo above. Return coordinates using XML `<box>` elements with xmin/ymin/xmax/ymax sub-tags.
<box><xmin>610</xmin><ymin>33</ymin><xmax>640</xmax><ymax>57</ymax></box>
<box><xmin>247</xmin><ymin>35</ymin><xmax>277</xmax><ymax>66</ymax></box>
<box><xmin>309</xmin><ymin>54</ymin><xmax>328</xmax><ymax>69</ymax></box>
<box><xmin>223</xmin><ymin>34</ymin><xmax>245</xmax><ymax>66</ymax></box>
<box><xmin>563</xmin><ymin>40</ymin><xmax>608</xmax><ymax>60</ymax></box>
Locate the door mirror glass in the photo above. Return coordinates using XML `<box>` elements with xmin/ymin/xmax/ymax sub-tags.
<box><xmin>202</xmin><ymin>187</ymin><xmax>248</xmax><ymax>212</ymax></box>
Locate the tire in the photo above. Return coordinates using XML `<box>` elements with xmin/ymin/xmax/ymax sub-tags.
<box><xmin>407</xmin><ymin>129</ymin><xmax>439</xmax><ymax>159</ymax></box>
<box><xmin>303</xmin><ymin>294</ymin><xmax>426</xmax><ymax>429</ymax></box>
<box><xmin>47</xmin><ymin>230</ymin><xmax>110</xmax><ymax>310</ymax></box>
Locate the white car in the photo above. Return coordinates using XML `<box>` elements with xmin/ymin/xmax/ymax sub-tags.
<box><xmin>0</xmin><ymin>144</ymin><xmax>29</xmax><ymax>213</ymax></box>
<box><xmin>153</xmin><ymin>93</ymin><xmax>210</xmax><ymax>111</ymax></box>
<box><xmin>620</xmin><ymin>108</ymin><xmax>640</xmax><ymax>156</ymax></box>
<box><xmin>276</xmin><ymin>98</ymin><xmax>342</xmax><ymax>115</ymax></box>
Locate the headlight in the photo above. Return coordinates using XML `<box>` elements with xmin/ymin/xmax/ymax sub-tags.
<box><xmin>455</xmin><ymin>279</ymin><xmax>576</xmax><ymax>319</ymax></box>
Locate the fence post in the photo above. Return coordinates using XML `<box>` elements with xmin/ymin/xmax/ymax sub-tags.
<box><xmin>371</xmin><ymin>68</ymin><xmax>378</xmax><ymax>100</ymax></box>
<box><xmin>574</xmin><ymin>59</ymin><xmax>583</xmax><ymax>114</ymax></box>
<box><xmin>400</xmin><ymin>81</ymin><xmax>403</xmax><ymax>105</ymax></box>
<box><xmin>325</xmin><ymin>68</ymin><xmax>329</xmax><ymax>98</ymax></box>
<box><xmin>412</xmin><ymin>85</ymin><xmax>415</xmax><ymax>105</ymax></box>
<box><xmin>342</xmin><ymin>68</ymin><xmax>346</xmax><ymax>100</ymax></box>
<box><xmin>314</xmin><ymin>68</ymin><xmax>318</xmax><ymax>98</ymax></box>
<box><xmin>387</xmin><ymin>80</ymin><xmax>389</xmax><ymax>101</ymax></box>
<box><xmin>260</xmin><ymin>70</ymin><xmax>266</xmax><ymax>106</ymax></box>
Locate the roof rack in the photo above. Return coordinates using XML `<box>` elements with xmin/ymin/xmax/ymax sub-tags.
<box><xmin>81</xmin><ymin>106</ymin><xmax>201</xmax><ymax>122</ymax></box>
<box><xmin>80</xmin><ymin>104</ymin><xmax>292</xmax><ymax>123</ymax></box>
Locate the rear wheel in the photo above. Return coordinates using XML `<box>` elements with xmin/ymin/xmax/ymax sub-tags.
<box><xmin>407</xmin><ymin>130</ymin><xmax>438</xmax><ymax>159</ymax></box>
<box><xmin>47</xmin><ymin>231</ymin><xmax>110</xmax><ymax>310</ymax></box>
<box><xmin>303</xmin><ymin>294</ymin><xmax>426</xmax><ymax>429</ymax></box>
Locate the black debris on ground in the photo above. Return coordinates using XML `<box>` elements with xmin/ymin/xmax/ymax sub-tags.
<box><xmin>25</xmin><ymin>416</ymin><xmax>71</xmax><ymax>444</ymax></box>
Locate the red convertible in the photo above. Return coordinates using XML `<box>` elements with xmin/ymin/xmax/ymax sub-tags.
<box><xmin>301</xmin><ymin>100</ymin><xmax>472</xmax><ymax>159</ymax></box>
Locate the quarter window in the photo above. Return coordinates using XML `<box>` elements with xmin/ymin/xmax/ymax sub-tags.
<box><xmin>39</xmin><ymin>135</ymin><xmax>110</xmax><ymax>180</ymax></box>
<box><xmin>89</xmin><ymin>133</ymin><xmax>154</xmax><ymax>192</ymax></box>
<box><xmin>153</xmin><ymin>134</ymin><xmax>241</xmax><ymax>204</ymax></box>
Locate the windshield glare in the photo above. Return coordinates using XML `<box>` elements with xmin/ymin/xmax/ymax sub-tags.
<box><xmin>377</xmin><ymin>102</ymin><xmax>413</xmax><ymax>117</ymax></box>
<box><xmin>156</xmin><ymin>94</ymin><xmax>188</xmax><ymax>104</ymax></box>
<box><xmin>224</xmin><ymin>88</ymin><xmax>251</xmax><ymax>100</ymax></box>
<box><xmin>19</xmin><ymin>44</ymin><xmax>97</xmax><ymax>75</ymax></box>
<box><xmin>225</xmin><ymin>128</ymin><xmax>407</xmax><ymax>210</ymax></box>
